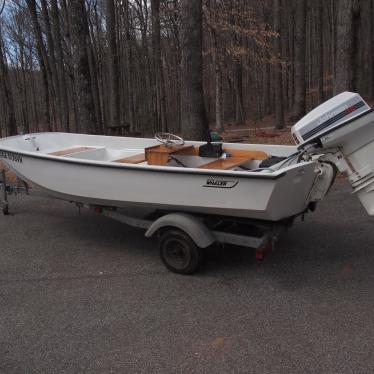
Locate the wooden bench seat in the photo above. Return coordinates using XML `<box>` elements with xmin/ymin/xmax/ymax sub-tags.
<box><xmin>224</xmin><ymin>148</ymin><xmax>268</xmax><ymax>160</ymax></box>
<box><xmin>49</xmin><ymin>147</ymin><xmax>96</xmax><ymax>156</ymax></box>
<box><xmin>198</xmin><ymin>156</ymin><xmax>251</xmax><ymax>170</ymax></box>
<box><xmin>113</xmin><ymin>153</ymin><xmax>146</xmax><ymax>164</ymax></box>
<box><xmin>198</xmin><ymin>150</ymin><xmax>268</xmax><ymax>170</ymax></box>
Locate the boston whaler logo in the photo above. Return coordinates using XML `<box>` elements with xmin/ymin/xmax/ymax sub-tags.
<box><xmin>0</xmin><ymin>150</ymin><xmax>23</xmax><ymax>163</ymax></box>
<box><xmin>203</xmin><ymin>178</ymin><xmax>238</xmax><ymax>189</ymax></box>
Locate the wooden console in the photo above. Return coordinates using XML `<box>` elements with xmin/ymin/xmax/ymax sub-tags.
<box><xmin>145</xmin><ymin>144</ymin><xmax>195</xmax><ymax>166</ymax></box>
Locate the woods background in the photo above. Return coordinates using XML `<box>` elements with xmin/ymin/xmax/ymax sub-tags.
<box><xmin>0</xmin><ymin>0</ymin><xmax>372</xmax><ymax>140</ymax></box>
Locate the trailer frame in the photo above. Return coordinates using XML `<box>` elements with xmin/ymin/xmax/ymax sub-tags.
<box><xmin>1</xmin><ymin>168</ymin><xmax>288</xmax><ymax>274</ymax></box>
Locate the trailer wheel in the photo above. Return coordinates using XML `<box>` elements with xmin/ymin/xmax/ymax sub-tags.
<box><xmin>159</xmin><ymin>229</ymin><xmax>203</xmax><ymax>274</ymax></box>
<box><xmin>2</xmin><ymin>203</ymin><xmax>9</xmax><ymax>215</ymax></box>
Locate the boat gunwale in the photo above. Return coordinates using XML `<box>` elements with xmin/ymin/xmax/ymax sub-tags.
<box><xmin>0</xmin><ymin>144</ymin><xmax>319</xmax><ymax>180</ymax></box>
<box><xmin>0</xmin><ymin>132</ymin><xmax>314</xmax><ymax>180</ymax></box>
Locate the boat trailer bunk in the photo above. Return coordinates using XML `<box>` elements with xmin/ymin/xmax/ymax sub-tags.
<box><xmin>0</xmin><ymin>168</ymin><xmax>289</xmax><ymax>274</ymax></box>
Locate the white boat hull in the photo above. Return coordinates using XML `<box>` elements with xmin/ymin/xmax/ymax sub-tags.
<box><xmin>0</xmin><ymin>133</ymin><xmax>318</xmax><ymax>221</ymax></box>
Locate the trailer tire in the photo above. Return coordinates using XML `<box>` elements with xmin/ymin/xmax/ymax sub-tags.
<box><xmin>159</xmin><ymin>229</ymin><xmax>203</xmax><ymax>274</ymax></box>
<box><xmin>2</xmin><ymin>204</ymin><xmax>9</xmax><ymax>215</ymax></box>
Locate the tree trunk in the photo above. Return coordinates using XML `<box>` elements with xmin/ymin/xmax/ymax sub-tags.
<box><xmin>50</xmin><ymin>0</ymin><xmax>70</xmax><ymax>131</ymax></box>
<box><xmin>206</xmin><ymin>0</ymin><xmax>224</xmax><ymax>131</ymax></box>
<box><xmin>151</xmin><ymin>0</ymin><xmax>167</xmax><ymax>132</ymax></box>
<box><xmin>287</xmin><ymin>2</ymin><xmax>295</xmax><ymax>110</ymax></box>
<box><xmin>273</xmin><ymin>0</ymin><xmax>285</xmax><ymax>129</ymax></box>
<box><xmin>138</xmin><ymin>1</ymin><xmax>152</xmax><ymax>133</ymax></box>
<box><xmin>106</xmin><ymin>0</ymin><xmax>120</xmax><ymax>130</ymax></box>
<box><xmin>124</xmin><ymin>0</ymin><xmax>135</xmax><ymax>132</ymax></box>
<box><xmin>234</xmin><ymin>62</ymin><xmax>245</xmax><ymax>125</ymax></box>
<box><xmin>215</xmin><ymin>58</ymin><xmax>223</xmax><ymax>131</ymax></box>
<box><xmin>26</xmin><ymin>0</ymin><xmax>52</xmax><ymax>131</ymax></box>
<box><xmin>334</xmin><ymin>0</ymin><xmax>360</xmax><ymax>94</ymax></box>
<box><xmin>69</xmin><ymin>0</ymin><xmax>98</xmax><ymax>134</ymax></box>
<box><xmin>316</xmin><ymin>0</ymin><xmax>324</xmax><ymax>103</ymax></box>
<box><xmin>180</xmin><ymin>0</ymin><xmax>208</xmax><ymax>140</ymax></box>
<box><xmin>19</xmin><ymin>43</ymin><xmax>30</xmax><ymax>133</ymax></box>
<box><xmin>292</xmin><ymin>0</ymin><xmax>306</xmax><ymax>120</ymax></box>
<box><xmin>40</xmin><ymin>0</ymin><xmax>62</xmax><ymax>128</ymax></box>
<box><xmin>0</xmin><ymin>32</ymin><xmax>17</xmax><ymax>136</ymax></box>
<box><xmin>371</xmin><ymin>0</ymin><xmax>374</xmax><ymax>98</ymax></box>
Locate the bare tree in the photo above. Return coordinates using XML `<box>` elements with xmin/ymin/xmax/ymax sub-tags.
<box><xmin>180</xmin><ymin>0</ymin><xmax>207</xmax><ymax>140</ymax></box>
<box><xmin>151</xmin><ymin>0</ymin><xmax>167</xmax><ymax>132</ymax></box>
<box><xmin>50</xmin><ymin>0</ymin><xmax>70</xmax><ymax>131</ymax></box>
<box><xmin>273</xmin><ymin>0</ymin><xmax>285</xmax><ymax>129</ymax></box>
<box><xmin>0</xmin><ymin>29</ymin><xmax>17</xmax><ymax>136</ymax></box>
<box><xmin>25</xmin><ymin>0</ymin><xmax>52</xmax><ymax>131</ymax></box>
<box><xmin>292</xmin><ymin>0</ymin><xmax>306</xmax><ymax>120</ymax></box>
<box><xmin>69</xmin><ymin>0</ymin><xmax>98</xmax><ymax>134</ymax></box>
<box><xmin>334</xmin><ymin>0</ymin><xmax>360</xmax><ymax>94</ymax></box>
<box><xmin>316</xmin><ymin>0</ymin><xmax>324</xmax><ymax>103</ymax></box>
<box><xmin>0</xmin><ymin>0</ymin><xmax>5</xmax><ymax>17</ymax></box>
<box><xmin>106</xmin><ymin>0</ymin><xmax>120</xmax><ymax>130</ymax></box>
<box><xmin>2</xmin><ymin>0</ymin><xmax>374</xmax><ymax>139</ymax></box>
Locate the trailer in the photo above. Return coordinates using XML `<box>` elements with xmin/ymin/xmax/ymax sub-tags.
<box><xmin>1</xmin><ymin>168</ymin><xmax>286</xmax><ymax>274</ymax></box>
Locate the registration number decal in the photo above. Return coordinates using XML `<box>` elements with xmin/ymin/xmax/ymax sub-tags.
<box><xmin>0</xmin><ymin>150</ymin><xmax>23</xmax><ymax>163</ymax></box>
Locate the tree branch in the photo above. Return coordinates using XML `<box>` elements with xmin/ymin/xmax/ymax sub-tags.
<box><xmin>0</xmin><ymin>0</ymin><xmax>6</xmax><ymax>17</ymax></box>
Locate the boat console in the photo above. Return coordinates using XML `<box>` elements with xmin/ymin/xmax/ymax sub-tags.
<box><xmin>142</xmin><ymin>141</ymin><xmax>268</xmax><ymax>169</ymax></box>
<box><xmin>144</xmin><ymin>144</ymin><xmax>196</xmax><ymax>166</ymax></box>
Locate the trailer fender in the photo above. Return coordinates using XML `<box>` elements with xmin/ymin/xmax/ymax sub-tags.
<box><xmin>145</xmin><ymin>213</ymin><xmax>216</xmax><ymax>248</ymax></box>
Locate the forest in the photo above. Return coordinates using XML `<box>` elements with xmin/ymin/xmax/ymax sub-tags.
<box><xmin>0</xmin><ymin>0</ymin><xmax>372</xmax><ymax>140</ymax></box>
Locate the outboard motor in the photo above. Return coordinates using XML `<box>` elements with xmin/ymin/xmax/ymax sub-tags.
<box><xmin>292</xmin><ymin>91</ymin><xmax>374</xmax><ymax>215</ymax></box>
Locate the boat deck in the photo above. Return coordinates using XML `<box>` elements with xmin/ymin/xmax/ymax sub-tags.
<box><xmin>113</xmin><ymin>153</ymin><xmax>146</xmax><ymax>164</ymax></box>
<box><xmin>46</xmin><ymin>143</ymin><xmax>269</xmax><ymax>171</ymax></box>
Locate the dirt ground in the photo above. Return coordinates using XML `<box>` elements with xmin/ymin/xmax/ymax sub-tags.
<box><xmin>220</xmin><ymin>126</ymin><xmax>293</xmax><ymax>145</ymax></box>
<box><xmin>216</xmin><ymin>111</ymin><xmax>295</xmax><ymax>145</ymax></box>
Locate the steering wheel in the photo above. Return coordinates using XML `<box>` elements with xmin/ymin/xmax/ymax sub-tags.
<box><xmin>155</xmin><ymin>132</ymin><xmax>185</xmax><ymax>147</ymax></box>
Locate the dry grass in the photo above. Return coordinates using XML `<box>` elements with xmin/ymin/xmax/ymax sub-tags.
<box><xmin>216</xmin><ymin>111</ymin><xmax>295</xmax><ymax>145</ymax></box>
<box><xmin>0</xmin><ymin>161</ymin><xmax>18</xmax><ymax>184</ymax></box>
<box><xmin>220</xmin><ymin>127</ymin><xmax>294</xmax><ymax>145</ymax></box>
